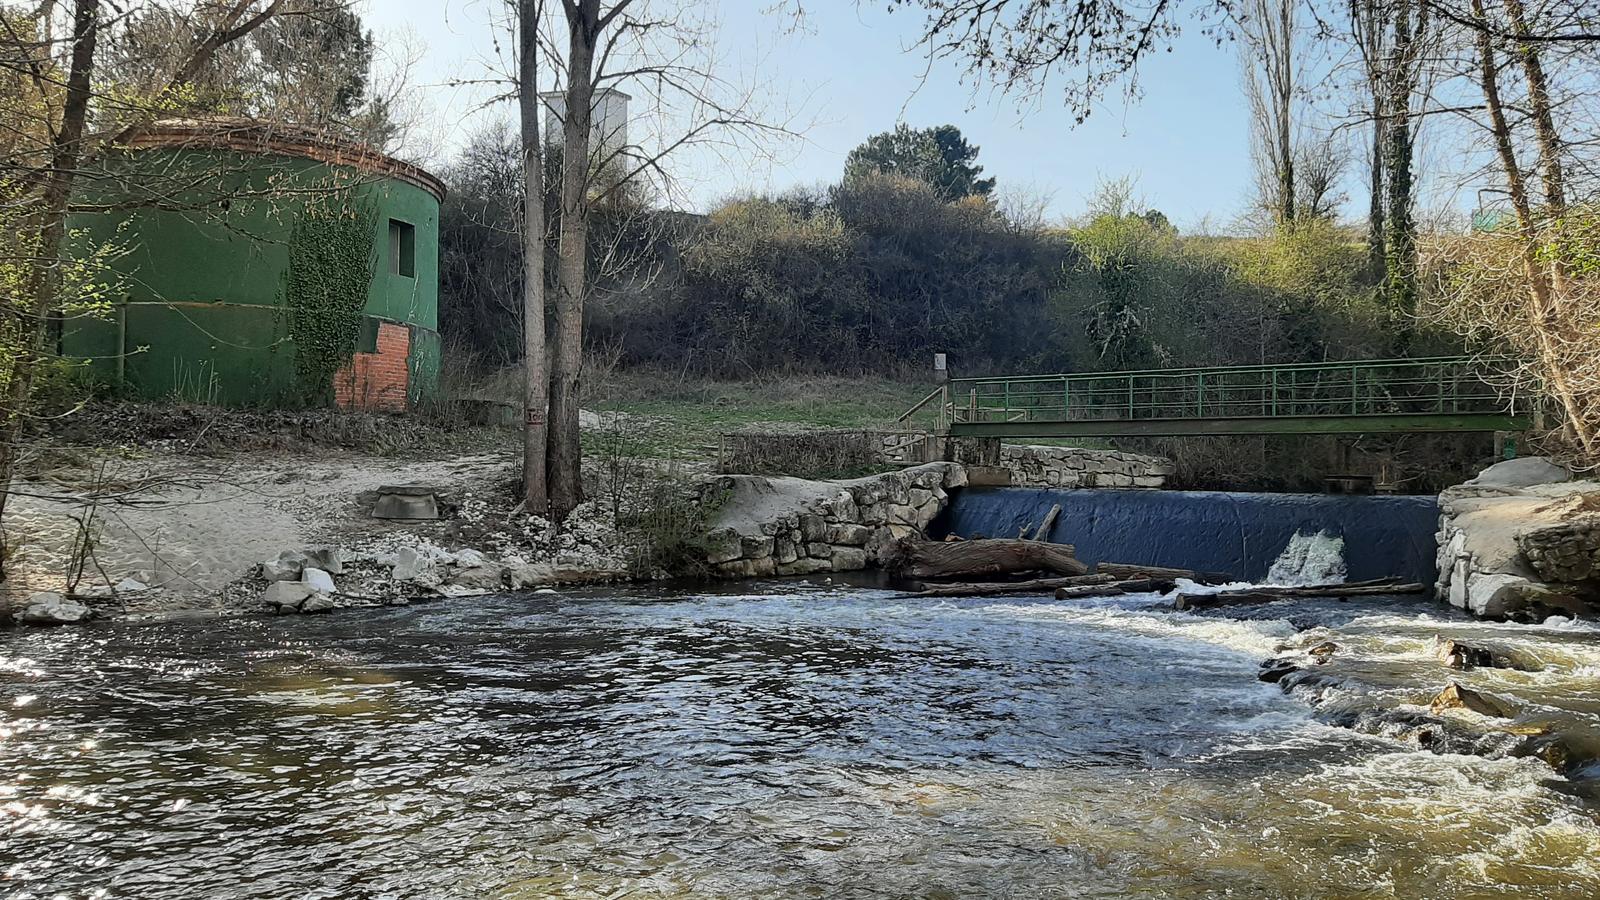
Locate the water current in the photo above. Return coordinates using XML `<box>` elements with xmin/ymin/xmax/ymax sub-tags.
<box><xmin>5</xmin><ymin>576</ymin><xmax>1600</xmax><ymax>898</ymax></box>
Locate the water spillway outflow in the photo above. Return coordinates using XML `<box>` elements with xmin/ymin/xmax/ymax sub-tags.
<box><xmin>937</xmin><ymin>487</ymin><xmax>1441</xmax><ymax>584</ymax></box>
<box><xmin>5</xmin><ymin>585</ymin><xmax>1600</xmax><ymax>897</ymax></box>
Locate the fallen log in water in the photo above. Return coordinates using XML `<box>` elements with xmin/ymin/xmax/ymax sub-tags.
<box><xmin>1054</xmin><ymin>577</ymin><xmax>1175</xmax><ymax>599</ymax></box>
<box><xmin>1094</xmin><ymin>562</ymin><xmax>1236</xmax><ymax>585</ymax></box>
<box><xmin>1172</xmin><ymin>579</ymin><xmax>1426</xmax><ymax>611</ymax></box>
<box><xmin>884</xmin><ymin>538</ymin><xmax>1089</xmax><ymax>580</ymax></box>
<box><xmin>900</xmin><ymin>573</ymin><xmax>1116</xmax><ymax>598</ymax></box>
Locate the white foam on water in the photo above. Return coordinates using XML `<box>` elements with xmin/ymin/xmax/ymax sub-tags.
<box><xmin>1266</xmin><ymin>530</ymin><xmax>1348</xmax><ymax>586</ymax></box>
<box><xmin>994</xmin><ymin>600</ymin><xmax>1297</xmax><ymax>659</ymax></box>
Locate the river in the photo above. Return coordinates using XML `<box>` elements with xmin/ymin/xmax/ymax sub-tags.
<box><xmin>5</xmin><ymin>577</ymin><xmax>1600</xmax><ymax>898</ymax></box>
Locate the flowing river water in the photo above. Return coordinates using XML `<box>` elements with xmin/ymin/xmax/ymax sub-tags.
<box><xmin>5</xmin><ymin>575</ymin><xmax>1600</xmax><ymax>898</ymax></box>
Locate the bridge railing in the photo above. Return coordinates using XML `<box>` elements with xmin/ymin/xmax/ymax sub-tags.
<box><xmin>946</xmin><ymin>357</ymin><xmax>1522</xmax><ymax>427</ymax></box>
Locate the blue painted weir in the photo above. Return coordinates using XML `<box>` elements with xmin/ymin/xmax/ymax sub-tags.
<box><xmin>936</xmin><ymin>488</ymin><xmax>1441</xmax><ymax>584</ymax></box>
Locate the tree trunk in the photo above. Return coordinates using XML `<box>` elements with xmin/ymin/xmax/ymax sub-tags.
<box><xmin>549</xmin><ymin>0</ymin><xmax>600</xmax><ymax>521</ymax></box>
<box><xmin>0</xmin><ymin>0</ymin><xmax>100</xmax><ymax>579</ymax></box>
<box><xmin>883</xmin><ymin>538</ymin><xmax>1089</xmax><ymax>580</ymax></box>
<box><xmin>1471</xmin><ymin>0</ymin><xmax>1598</xmax><ymax>457</ymax></box>
<box><xmin>902</xmin><ymin>572</ymin><xmax>1116</xmax><ymax>598</ymax></box>
<box><xmin>1095</xmin><ymin>562</ymin><xmax>1236</xmax><ymax>585</ymax></box>
<box><xmin>1381</xmin><ymin>0</ymin><xmax>1417</xmax><ymax>342</ymax></box>
<box><xmin>518</xmin><ymin>0</ymin><xmax>549</xmax><ymax>514</ymax></box>
<box><xmin>1275</xmin><ymin>0</ymin><xmax>1295</xmax><ymax>224</ymax></box>
<box><xmin>1367</xmin><ymin>81</ymin><xmax>1386</xmax><ymax>281</ymax></box>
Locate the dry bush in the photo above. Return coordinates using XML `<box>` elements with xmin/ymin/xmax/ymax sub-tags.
<box><xmin>1420</xmin><ymin>220</ymin><xmax>1600</xmax><ymax>468</ymax></box>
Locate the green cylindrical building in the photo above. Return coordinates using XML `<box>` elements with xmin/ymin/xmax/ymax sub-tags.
<box><xmin>63</xmin><ymin>119</ymin><xmax>444</xmax><ymax>410</ymax></box>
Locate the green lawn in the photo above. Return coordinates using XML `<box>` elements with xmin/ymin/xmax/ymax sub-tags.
<box><xmin>585</xmin><ymin>371</ymin><xmax>935</xmax><ymax>460</ymax></box>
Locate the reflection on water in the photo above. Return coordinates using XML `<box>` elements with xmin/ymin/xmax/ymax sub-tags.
<box><xmin>3</xmin><ymin>582</ymin><xmax>1600</xmax><ymax>898</ymax></box>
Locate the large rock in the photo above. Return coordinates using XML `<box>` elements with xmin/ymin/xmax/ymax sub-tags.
<box><xmin>1465</xmin><ymin>457</ymin><xmax>1570</xmax><ymax>488</ymax></box>
<box><xmin>1436</xmin><ymin>461</ymin><xmax>1600</xmax><ymax>619</ymax></box>
<box><xmin>390</xmin><ymin>546</ymin><xmax>426</xmax><ymax>582</ymax></box>
<box><xmin>20</xmin><ymin>592</ymin><xmax>89</xmax><ymax>625</ymax></box>
<box><xmin>301</xmin><ymin>595</ymin><xmax>337</xmax><ymax>614</ymax></box>
<box><xmin>261</xmin><ymin>581</ymin><xmax>313</xmax><ymax>612</ymax></box>
<box><xmin>1431</xmin><ymin>682</ymin><xmax>1515</xmax><ymax>718</ymax></box>
<box><xmin>448</xmin><ymin>564</ymin><xmax>505</xmax><ymax>591</ymax></box>
<box><xmin>261</xmin><ymin>551</ymin><xmax>308</xmax><ymax>583</ymax></box>
<box><xmin>303</xmin><ymin>547</ymin><xmax>345</xmax><ymax>576</ymax></box>
<box><xmin>301</xmin><ymin>567</ymin><xmax>337</xmax><ymax>593</ymax></box>
<box><xmin>1464</xmin><ymin>573</ymin><xmax>1584</xmax><ymax>619</ymax></box>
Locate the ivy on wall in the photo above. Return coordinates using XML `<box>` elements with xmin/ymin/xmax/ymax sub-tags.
<box><xmin>281</xmin><ymin>196</ymin><xmax>376</xmax><ymax>404</ymax></box>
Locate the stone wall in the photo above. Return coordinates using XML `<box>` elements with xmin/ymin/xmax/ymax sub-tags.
<box><xmin>704</xmin><ymin>462</ymin><xmax>966</xmax><ymax>578</ymax></box>
<box><xmin>1435</xmin><ymin>458</ymin><xmax>1600</xmax><ymax>619</ymax></box>
<box><xmin>1000</xmin><ymin>445</ymin><xmax>1173</xmax><ymax>489</ymax></box>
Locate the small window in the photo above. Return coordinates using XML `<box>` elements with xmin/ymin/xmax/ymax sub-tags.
<box><xmin>388</xmin><ymin>219</ymin><xmax>416</xmax><ymax>278</ymax></box>
<box><xmin>355</xmin><ymin>316</ymin><xmax>380</xmax><ymax>353</ymax></box>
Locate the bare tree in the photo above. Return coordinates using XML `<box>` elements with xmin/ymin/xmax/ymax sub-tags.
<box><xmin>518</xmin><ymin>0</ymin><xmax>550</xmax><ymax>513</ymax></box>
<box><xmin>1238</xmin><ymin>0</ymin><xmax>1299</xmax><ymax>225</ymax></box>
<box><xmin>534</xmin><ymin>0</ymin><xmax>798</xmax><ymax>520</ymax></box>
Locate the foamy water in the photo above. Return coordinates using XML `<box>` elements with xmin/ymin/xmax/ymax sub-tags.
<box><xmin>2</xmin><ymin>579</ymin><xmax>1598</xmax><ymax>898</ymax></box>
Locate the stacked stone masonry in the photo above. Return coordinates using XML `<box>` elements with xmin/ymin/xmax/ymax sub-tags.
<box><xmin>1000</xmin><ymin>445</ymin><xmax>1174</xmax><ymax>489</ymax></box>
<box><xmin>705</xmin><ymin>462</ymin><xmax>967</xmax><ymax>578</ymax></box>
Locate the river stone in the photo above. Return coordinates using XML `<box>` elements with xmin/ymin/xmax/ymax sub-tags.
<box><xmin>453</xmin><ymin>549</ymin><xmax>489</xmax><ymax>568</ymax></box>
<box><xmin>114</xmin><ymin>577</ymin><xmax>149</xmax><ymax>594</ymax></box>
<box><xmin>1435</xmin><ymin>638</ymin><xmax>1495</xmax><ymax>669</ymax></box>
<box><xmin>508</xmin><ymin>562</ymin><xmax>554</xmax><ymax>590</ymax></box>
<box><xmin>1431</xmin><ymin>681</ymin><xmax>1514</xmax><ymax>718</ymax></box>
<box><xmin>449</xmin><ymin>564</ymin><xmax>505</xmax><ymax>591</ymax></box>
<box><xmin>261</xmin><ymin>551</ymin><xmax>307</xmax><ymax>583</ymax></box>
<box><xmin>739</xmin><ymin>535</ymin><xmax>775</xmax><ymax>560</ymax></box>
<box><xmin>831</xmin><ymin>547</ymin><xmax>869</xmax><ymax>571</ymax></box>
<box><xmin>799</xmin><ymin>514</ymin><xmax>829</xmax><ymax>543</ymax></box>
<box><xmin>777</xmin><ymin>558</ymin><xmax>832</xmax><ymax>576</ymax></box>
<box><xmin>20</xmin><ymin>592</ymin><xmax>89</xmax><ymax>625</ymax></box>
<box><xmin>827</xmin><ymin>523</ymin><xmax>872</xmax><ymax>546</ymax></box>
<box><xmin>390</xmin><ymin>547</ymin><xmax>425</xmax><ymax>581</ymax></box>
<box><xmin>303</xmin><ymin>547</ymin><xmax>345</xmax><ymax>576</ymax></box>
<box><xmin>261</xmin><ymin>581</ymin><xmax>312</xmax><ymax>611</ymax></box>
<box><xmin>302</xmin><ymin>567</ymin><xmax>337</xmax><ymax>593</ymax></box>
<box><xmin>301</xmin><ymin>595</ymin><xmax>337</xmax><ymax>614</ymax></box>
<box><xmin>773</xmin><ymin>534</ymin><xmax>800</xmax><ymax>565</ymax></box>
<box><xmin>704</xmin><ymin>530</ymin><xmax>743</xmax><ymax>565</ymax></box>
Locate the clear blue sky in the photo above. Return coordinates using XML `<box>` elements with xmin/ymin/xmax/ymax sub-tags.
<box><xmin>363</xmin><ymin>2</ymin><xmax>1273</xmax><ymax>231</ymax></box>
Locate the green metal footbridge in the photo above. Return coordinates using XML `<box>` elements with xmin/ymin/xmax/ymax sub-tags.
<box><xmin>901</xmin><ymin>356</ymin><xmax>1533</xmax><ymax>439</ymax></box>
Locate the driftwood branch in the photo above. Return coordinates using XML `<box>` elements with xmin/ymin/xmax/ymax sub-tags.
<box><xmin>1095</xmin><ymin>562</ymin><xmax>1236</xmax><ymax>585</ymax></box>
<box><xmin>901</xmin><ymin>572</ymin><xmax>1115</xmax><ymax>598</ymax></box>
<box><xmin>1031</xmin><ymin>504</ymin><xmax>1061</xmax><ymax>540</ymax></box>
<box><xmin>1173</xmin><ymin>579</ymin><xmax>1425</xmax><ymax>610</ymax></box>
<box><xmin>884</xmin><ymin>538</ymin><xmax>1088</xmax><ymax>580</ymax></box>
<box><xmin>1054</xmin><ymin>577</ymin><xmax>1175</xmax><ymax>599</ymax></box>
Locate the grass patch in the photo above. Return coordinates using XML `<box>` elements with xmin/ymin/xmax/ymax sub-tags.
<box><xmin>586</xmin><ymin>369</ymin><xmax>934</xmax><ymax>460</ymax></box>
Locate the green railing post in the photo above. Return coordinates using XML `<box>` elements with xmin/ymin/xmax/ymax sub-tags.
<box><xmin>1196</xmin><ymin>372</ymin><xmax>1204</xmax><ymax>416</ymax></box>
<box><xmin>1270</xmin><ymin>369</ymin><xmax>1278</xmax><ymax>416</ymax></box>
<box><xmin>1127</xmin><ymin>375</ymin><xmax>1135</xmax><ymax>419</ymax></box>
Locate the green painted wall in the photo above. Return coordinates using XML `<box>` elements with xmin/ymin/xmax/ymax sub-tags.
<box><xmin>63</xmin><ymin>146</ymin><xmax>440</xmax><ymax>407</ymax></box>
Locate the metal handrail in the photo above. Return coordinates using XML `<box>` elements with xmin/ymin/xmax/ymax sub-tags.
<box><xmin>939</xmin><ymin>356</ymin><xmax>1526</xmax><ymax>434</ymax></box>
<box><xmin>895</xmin><ymin>385</ymin><xmax>949</xmax><ymax>428</ymax></box>
<box><xmin>945</xmin><ymin>355</ymin><xmax>1512</xmax><ymax>388</ymax></box>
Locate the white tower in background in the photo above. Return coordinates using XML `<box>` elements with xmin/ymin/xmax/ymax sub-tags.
<box><xmin>540</xmin><ymin>88</ymin><xmax>631</xmax><ymax>162</ymax></box>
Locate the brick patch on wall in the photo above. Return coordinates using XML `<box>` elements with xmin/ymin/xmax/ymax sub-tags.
<box><xmin>334</xmin><ymin>322</ymin><xmax>410</xmax><ymax>412</ymax></box>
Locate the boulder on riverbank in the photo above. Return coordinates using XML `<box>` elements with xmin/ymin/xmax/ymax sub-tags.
<box><xmin>1436</xmin><ymin>457</ymin><xmax>1600</xmax><ymax>619</ymax></box>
